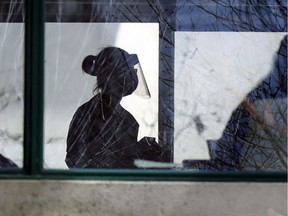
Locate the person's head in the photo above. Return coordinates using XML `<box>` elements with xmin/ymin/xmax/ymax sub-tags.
<box><xmin>82</xmin><ymin>47</ymin><xmax>139</xmax><ymax>97</ymax></box>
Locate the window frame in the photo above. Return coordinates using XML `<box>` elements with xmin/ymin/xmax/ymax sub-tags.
<box><xmin>0</xmin><ymin>0</ymin><xmax>286</xmax><ymax>182</ymax></box>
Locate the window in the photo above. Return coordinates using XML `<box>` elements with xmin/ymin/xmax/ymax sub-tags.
<box><xmin>0</xmin><ymin>0</ymin><xmax>286</xmax><ymax>181</ymax></box>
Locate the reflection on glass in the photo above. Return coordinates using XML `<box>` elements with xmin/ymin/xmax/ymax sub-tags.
<box><xmin>0</xmin><ymin>23</ymin><xmax>24</xmax><ymax>168</ymax></box>
<box><xmin>44</xmin><ymin>23</ymin><xmax>160</xmax><ymax>169</ymax></box>
<box><xmin>175</xmin><ymin>32</ymin><xmax>287</xmax><ymax>171</ymax></box>
<box><xmin>43</xmin><ymin>1</ymin><xmax>287</xmax><ymax>171</ymax></box>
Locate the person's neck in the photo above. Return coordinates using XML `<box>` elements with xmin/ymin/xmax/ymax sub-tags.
<box><xmin>100</xmin><ymin>93</ymin><xmax>121</xmax><ymax>109</ymax></box>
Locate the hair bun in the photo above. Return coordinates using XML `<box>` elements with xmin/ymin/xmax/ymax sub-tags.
<box><xmin>82</xmin><ymin>55</ymin><xmax>97</xmax><ymax>76</ymax></box>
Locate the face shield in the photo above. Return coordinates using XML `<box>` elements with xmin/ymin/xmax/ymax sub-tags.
<box><xmin>82</xmin><ymin>48</ymin><xmax>151</xmax><ymax>98</ymax></box>
<box><xmin>126</xmin><ymin>54</ymin><xmax>151</xmax><ymax>99</ymax></box>
<box><xmin>133</xmin><ymin>62</ymin><xmax>151</xmax><ymax>98</ymax></box>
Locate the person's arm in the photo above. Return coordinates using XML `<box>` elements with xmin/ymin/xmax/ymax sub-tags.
<box><xmin>136</xmin><ymin>137</ymin><xmax>170</xmax><ymax>162</ymax></box>
<box><xmin>65</xmin><ymin>110</ymin><xmax>90</xmax><ymax>168</ymax></box>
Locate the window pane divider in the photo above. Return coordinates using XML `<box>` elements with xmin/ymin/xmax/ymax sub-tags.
<box><xmin>24</xmin><ymin>0</ymin><xmax>45</xmax><ymax>175</ymax></box>
<box><xmin>0</xmin><ymin>169</ymin><xmax>286</xmax><ymax>182</ymax></box>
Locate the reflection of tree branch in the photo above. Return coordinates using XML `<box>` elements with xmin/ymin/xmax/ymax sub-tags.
<box><xmin>146</xmin><ymin>0</ymin><xmax>175</xmax><ymax>31</ymax></box>
<box><xmin>243</xmin><ymin>98</ymin><xmax>287</xmax><ymax>136</ymax></box>
<box><xmin>0</xmin><ymin>87</ymin><xmax>22</xmax><ymax>112</ymax></box>
<box><xmin>0</xmin><ymin>130</ymin><xmax>22</xmax><ymax>142</ymax></box>
<box><xmin>242</xmin><ymin>98</ymin><xmax>287</xmax><ymax>167</ymax></box>
<box><xmin>115</xmin><ymin>4</ymin><xmax>142</xmax><ymax>22</ymax></box>
<box><xmin>146</xmin><ymin>0</ymin><xmax>175</xmax><ymax>46</ymax></box>
<box><xmin>195</xmin><ymin>0</ymin><xmax>286</xmax><ymax>32</ymax></box>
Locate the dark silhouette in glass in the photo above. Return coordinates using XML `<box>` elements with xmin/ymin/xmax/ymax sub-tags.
<box><xmin>0</xmin><ymin>154</ymin><xmax>17</xmax><ymax>168</ymax></box>
<box><xmin>65</xmin><ymin>47</ymin><xmax>168</xmax><ymax>168</ymax></box>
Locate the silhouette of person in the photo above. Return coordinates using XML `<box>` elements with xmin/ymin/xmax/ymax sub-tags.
<box><xmin>0</xmin><ymin>154</ymin><xmax>18</xmax><ymax>168</ymax></box>
<box><xmin>65</xmin><ymin>47</ymin><xmax>168</xmax><ymax>168</ymax></box>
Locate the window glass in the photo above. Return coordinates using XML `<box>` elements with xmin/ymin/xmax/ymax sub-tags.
<box><xmin>175</xmin><ymin>0</ymin><xmax>287</xmax><ymax>171</ymax></box>
<box><xmin>0</xmin><ymin>2</ymin><xmax>24</xmax><ymax>168</ymax></box>
<box><xmin>43</xmin><ymin>1</ymin><xmax>286</xmax><ymax>172</ymax></box>
<box><xmin>44</xmin><ymin>22</ymin><xmax>160</xmax><ymax>169</ymax></box>
<box><xmin>175</xmin><ymin>32</ymin><xmax>287</xmax><ymax>171</ymax></box>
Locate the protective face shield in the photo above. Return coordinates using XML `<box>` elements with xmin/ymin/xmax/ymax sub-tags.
<box><xmin>82</xmin><ymin>47</ymin><xmax>151</xmax><ymax>98</ymax></box>
<box><xmin>125</xmin><ymin>54</ymin><xmax>151</xmax><ymax>98</ymax></box>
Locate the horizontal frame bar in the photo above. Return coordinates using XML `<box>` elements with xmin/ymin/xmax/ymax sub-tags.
<box><xmin>0</xmin><ymin>169</ymin><xmax>286</xmax><ymax>182</ymax></box>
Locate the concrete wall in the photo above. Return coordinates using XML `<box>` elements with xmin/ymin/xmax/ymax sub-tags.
<box><xmin>0</xmin><ymin>180</ymin><xmax>286</xmax><ymax>216</ymax></box>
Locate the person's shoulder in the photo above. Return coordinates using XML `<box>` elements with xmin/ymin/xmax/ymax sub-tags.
<box><xmin>73</xmin><ymin>95</ymin><xmax>100</xmax><ymax>118</ymax></box>
<box><xmin>78</xmin><ymin>95</ymin><xmax>99</xmax><ymax>110</ymax></box>
<box><xmin>119</xmin><ymin>105</ymin><xmax>139</xmax><ymax>127</ymax></box>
